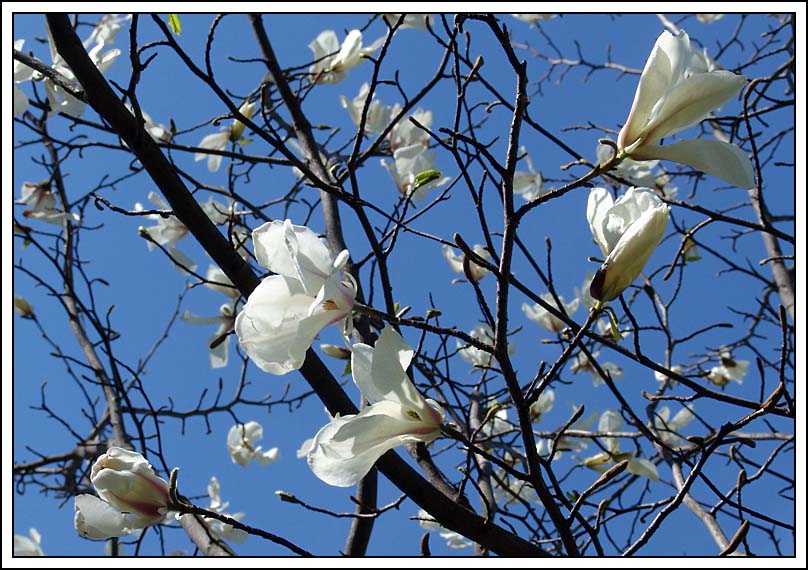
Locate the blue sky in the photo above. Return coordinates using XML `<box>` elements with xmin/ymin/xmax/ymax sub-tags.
<box><xmin>8</xmin><ymin>10</ymin><xmax>800</xmax><ymax>559</ymax></box>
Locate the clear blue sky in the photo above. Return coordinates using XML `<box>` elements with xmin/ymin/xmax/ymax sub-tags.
<box><xmin>9</xmin><ymin>11</ymin><xmax>798</xmax><ymax>558</ymax></box>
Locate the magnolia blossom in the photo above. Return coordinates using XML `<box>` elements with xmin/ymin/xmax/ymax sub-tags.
<box><xmin>574</xmin><ymin>272</ymin><xmax>597</xmax><ymax>311</ymax></box>
<box><xmin>383</xmin><ymin>14</ymin><xmax>434</xmax><ymax>31</ymax></box>
<box><xmin>581</xmin><ymin>410</ymin><xmax>659</xmax><ymax>481</ymax></box>
<box><xmin>617</xmin><ymin>29</ymin><xmax>754</xmax><ymax>189</ymax></box>
<box><xmin>194</xmin><ymin>101</ymin><xmax>256</xmax><ymax>172</ymax></box>
<box><xmin>126</xmin><ymin>104</ymin><xmax>171</xmax><ymax>142</ymax></box>
<box><xmin>587</xmin><ymin>187</ymin><xmax>670</xmax><ymax>302</ymax></box>
<box><xmin>43</xmin><ymin>20</ymin><xmax>120</xmax><ymax>117</ymax></box>
<box><xmin>14</xmin><ymin>528</ymin><xmax>44</xmax><ymax>556</ymax></box>
<box><xmin>529</xmin><ymin>388</ymin><xmax>555</xmax><ymax>423</ymax></box>
<box><xmin>654</xmin><ymin>364</ymin><xmax>682</xmax><ymax>384</ymax></box>
<box><xmin>182</xmin><ymin>303</ymin><xmax>238</xmax><ymax>368</ymax></box>
<box><xmin>706</xmin><ymin>350</ymin><xmax>749</xmax><ymax>387</ymax></box>
<box><xmin>235</xmin><ymin>220</ymin><xmax>356</xmax><ymax>374</ymax></box>
<box><xmin>653</xmin><ymin>405</ymin><xmax>696</xmax><ymax>447</ymax></box>
<box><xmin>596</xmin><ymin>142</ymin><xmax>678</xmax><ymax>198</ymax></box>
<box><xmin>417</xmin><ymin>509</ymin><xmax>472</xmax><ymax>549</ymax></box>
<box><xmin>227</xmin><ymin>421</ymin><xmax>280</xmax><ymax>467</ymax></box>
<box><xmin>83</xmin><ymin>14</ymin><xmax>131</xmax><ymax>47</ymax></box>
<box><xmin>307</xmin><ymin>327</ymin><xmax>444</xmax><ymax>487</ymax></box>
<box><xmin>340</xmin><ymin>82</ymin><xmax>393</xmax><ymax>134</ymax></box>
<box><xmin>513</xmin><ymin>148</ymin><xmax>546</xmax><ymax>201</ymax></box>
<box><xmin>457</xmin><ymin>324</ymin><xmax>515</xmax><ymax>369</ymax></box>
<box><xmin>522</xmin><ymin>294</ymin><xmax>579</xmax><ymax>334</ymax></box>
<box><xmin>308</xmin><ymin>29</ymin><xmax>383</xmax><ymax>84</ymax></box>
<box><xmin>511</xmin><ymin>14</ymin><xmax>556</xmax><ymax>24</ymax></box>
<box><xmin>204</xmin><ymin>264</ymin><xmax>241</xmax><ymax>299</ymax></box>
<box><xmin>570</xmin><ymin>350</ymin><xmax>623</xmax><ymax>387</ymax></box>
<box><xmin>16</xmin><ymin>181</ymin><xmax>81</xmax><ymax>225</ymax></box>
<box><xmin>696</xmin><ymin>13</ymin><xmax>724</xmax><ymax>23</ymax></box>
<box><xmin>381</xmin><ymin>143</ymin><xmax>450</xmax><ymax>201</ymax></box>
<box><xmin>205</xmin><ymin>477</ymin><xmax>248</xmax><ymax>543</ymax></box>
<box><xmin>74</xmin><ymin>447</ymin><xmax>171</xmax><ymax>540</ymax></box>
<box><xmin>443</xmin><ymin>244</ymin><xmax>491</xmax><ymax>282</ymax></box>
<box><xmin>389</xmin><ymin>107</ymin><xmax>432</xmax><ymax>150</ymax></box>
<box><xmin>14</xmin><ymin>39</ymin><xmax>35</xmax><ymax>116</ymax></box>
<box><xmin>537</xmin><ymin>405</ymin><xmax>594</xmax><ymax>461</ymax></box>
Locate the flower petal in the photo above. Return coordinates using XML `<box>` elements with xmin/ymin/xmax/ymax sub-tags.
<box><xmin>632</xmin><ymin>138</ymin><xmax>755</xmax><ymax>189</ymax></box>
<box><xmin>74</xmin><ymin>494</ymin><xmax>135</xmax><ymax>540</ymax></box>
<box><xmin>307</xmin><ymin>400</ymin><xmax>440</xmax><ymax>487</ymax></box>
<box><xmin>252</xmin><ymin>220</ymin><xmax>333</xmax><ymax>291</ymax></box>
<box><xmin>586</xmin><ymin>187</ymin><xmax>615</xmax><ymax>256</ymax></box>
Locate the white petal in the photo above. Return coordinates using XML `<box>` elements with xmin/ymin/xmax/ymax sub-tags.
<box><xmin>255</xmin><ymin>447</ymin><xmax>281</xmax><ymax>466</ymax></box>
<box><xmin>307</xmin><ymin>400</ymin><xmax>440</xmax><ymax>487</ymax></box>
<box><xmin>351</xmin><ymin>327</ymin><xmax>420</xmax><ymax>408</ymax></box>
<box><xmin>640</xmin><ymin>71</ymin><xmax>747</xmax><ymax>145</ymax></box>
<box><xmin>632</xmin><ymin>138</ymin><xmax>755</xmax><ymax>189</ymax></box>
<box><xmin>74</xmin><ymin>495</ymin><xmax>134</xmax><ymax>539</ymax></box>
<box><xmin>586</xmin><ymin>187</ymin><xmax>615</xmax><ymax>256</ymax></box>
<box><xmin>234</xmin><ymin>275</ymin><xmax>334</xmax><ymax>374</ymax></box>
<box><xmin>598</xmin><ymin>410</ymin><xmax>623</xmax><ymax>453</ymax></box>
<box><xmin>251</xmin><ymin>220</ymin><xmax>333</xmax><ymax>288</ymax></box>
<box><xmin>14</xmin><ymin>85</ymin><xmax>29</xmax><ymax>116</ymax></box>
<box><xmin>208</xmin><ymin>328</ymin><xmax>230</xmax><ymax>369</ymax></box>
<box><xmin>627</xmin><ymin>458</ymin><xmax>660</xmax><ymax>481</ymax></box>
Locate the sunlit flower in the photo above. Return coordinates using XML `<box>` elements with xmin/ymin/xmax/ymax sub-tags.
<box><xmin>340</xmin><ymin>82</ymin><xmax>393</xmax><ymax>134</ymax></box>
<box><xmin>581</xmin><ymin>410</ymin><xmax>659</xmax><ymax>481</ymax></box>
<box><xmin>204</xmin><ymin>264</ymin><xmax>240</xmax><ymax>299</ymax></box>
<box><xmin>74</xmin><ymin>447</ymin><xmax>171</xmax><ymax>540</ymax></box>
<box><xmin>381</xmin><ymin>143</ymin><xmax>450</xmax><ymax>201</ymax></box>
<box><xmin>570</xmin><ymin>350</ymin><xmax>623</xmax><ymax>387</ymax></box>
<box><xmin>513</xmin><ymin>147</ymin><xmax>546</xmax><ymax>201</ymax></box>
<box><xmin>126</xmin><ymin>104</ymin><xmax>171</xmax><ymax>142</ymax></box>
<box><xmin>13</xmin><ymin>39</ymin><xmax>35</xmax><ymax>116</ymax></box>
<box><xmin>522</xmin><ymin>294</ymin><xmax>579</xmax><ymax>334</ymax></box>
<box><xmin>706</xmin><ymin>350</ymin><xmax>749</xmax><ymax>387</ymax></box>
<box><xmin>511</xmin><ymin>14</ymin><xmax>556</xmax><ymax>25</ymax></box>
<box><xmin>696</xmin><ymin>14</ymin><xmax>724</xmax><ymax>23</ymax></box>
<box><xmin>308</xmin><ymin>29</ymin><xmax>383</xmax><ymax>84</ymax></box>
<box><xmin>16</xmin><ymin>181</ymin><xmax>81</xmax><ymax>225</ymax></box>
<box><xmin>204</xmin><ymin>476</ymin><xmax>248</xmax><ymax>543</ymax></box>
<box><xmin>194</xmin><ymin>101</ymin><xmax>256</xmax><ymax>172</ymax></box>
<box><xmin>574</xmin><ymin>272</ymin><xmax>597</xmax><ymax>312</ymax></box>
<box><xmin>443</xmin><ymin>243</ymin><xmax>491</xmax><ymax>282</ymax></box>
<box><xmin>654</xmin><ymin>364</ymin><xmax>682</xmax><ymax>384</ymax></box>
<box><xmin>83</xmin><ymin>14</ymin><xmax>131</xmax><ymax>48</ymax></box>
<box><xmin>182</xmin><ymin>302</ymin><xmax>239</xmax><ymax>368</ymax></box>
<box><xmin>307</xmin><ymin>327</ymin><xmax>444</xmax><ymax>487</ymax></box>
<box><xmin>652</xmin><ymin>405</ymin><xmax>696</xmax><ymax>447</ymax></box>
<box><xmin>382</xmin><ymin>14</ymin><xmax>434</xmax><ymax>31</ymax></box>
<box><xmin>529</xmin><ymin>388</ymin><xmax>555</xmax><ymax>423</ymax></box>
<box><xmin>617</xmin><ymin>29</ymin><xmax>754</xmax><ymax>188</ymax></box>
<box><xmin>235</xmin><ymin>219</ymin><xmax>356</xmax><ymax>375</ymax></box>
<box><xmin>227</xmin><ymin>421</ymin><xmax>280</xmax><ymax>467</ymax></box>
<box><xmin>457</xmin><ymin>324</ymin><xmax>515</xmax><ymax>369</ymax></box>
<box><xmin>13</xmin><ymin>528</ymin><xmax>44</xmax><ymax>556</ymax></box>
<box><xmin>417</xmin><ymin>509</ymin><xmax>472</xmax><ymax>549</ymax></box>
<box><xmin>587</xmin><ymin>187</ymin><xmax>669</xmax><ymax>302</ymax></box>
<box><xmin>389</xmin><ymin>107</ymin><xmax>432</xmax><ymax>150</ymax></box>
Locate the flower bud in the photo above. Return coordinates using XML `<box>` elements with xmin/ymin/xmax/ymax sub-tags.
<box><xmin>14</xmin><ymin>296</ymin><xmax>35</xmax><ymax>317</ymax></box>
<box><xmin>90</xmin><ymin>447</ymin><xmax>170</xmax><ymax>524</ymax></box>
<box><xmin>229</xmin><ymin>101</ymin><xmax>256</xmax><ymax>141</ymax></box>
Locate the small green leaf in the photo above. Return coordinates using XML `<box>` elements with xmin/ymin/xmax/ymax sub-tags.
<box><xmin>411</xmin><ymin>169</ymin><xmax>441</xmax><ymax>192</ymax></box>
<box><xmin>239</xmin><ymin>137</ymin><xmax>254</xmax><ymax>147</ymax></box>
<box><xmin>168</xmin><ymin>14</ymin><xmax>182</xmax><ymax>36</ymax></box>
<box><xmin>425</xmin><ymin>308</ymin><xmax>442</xmax><ymax>320</ymax></box>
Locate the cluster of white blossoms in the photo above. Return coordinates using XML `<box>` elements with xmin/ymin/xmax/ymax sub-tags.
<box><xmin>194</xmin><ymin>100</ymin><xmax>257</xmax><ymax>173</ymax></box>
<box><xmin>14</xmin><ymin>16</ymin><xmax>126</xmax><ymax>117</ymax></box>
<box><xmin>15</xmin><ymin>181</ymin><xmax>81</xmax><ymax>226</ymax></box>
<box><xmin>581</xmin><ymin>410</ymin><xmax>659</xmax><ymax>481</ymax></box>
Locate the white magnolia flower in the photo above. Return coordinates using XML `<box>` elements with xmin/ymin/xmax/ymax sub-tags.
<box><xmin>227</xmin><ymin>421</ymin><xmax>281</xmax><ymax>467</ymax></box>
<box><xmin>235</xmin><ymin>219</ymin><xmax>357</xmax><ymax>375</ymax></box>
<box><xmin>340</xmin><ymin>82</ymin><xmax>393</xmax><ymax>134</ymax></box>
<box><xmin>617</xmin><ymin>29</ymin><xmax>754</xmax><ymax>189</ymax></box>
<box><xmin>513</xmin><ymin>148</ymin><xmax>545</xmax><ymax>201</ymax></box>
<box><xmin>706</xmin><ymin>350</ymin><xmax>749</xmax><ymax>387</ymax></box>
<box><xmin>182</xmin><ymin>302</ymin><xmax>238</xmax><ymax>369</ymax></box>
<box><xmin>537</xmin><ymin>405</ymin><xmax>594</xmax><ymax>461</ymax></box>
<box><xmin>389</xmin><ymin>106</ymin><xmax>433</xmax><ymax>150</ymax></box>
<box><xmin>126</xmin><ymin>104</ymin><xmax>171</xmax><ymax>142</ymax></box>
<box><xmin>204</xmin><ymin>264</ymin><xmax>241</xmax><ymax>299</ymax></box>
<box><xmin>574</xmin><ymin>272</ymin><xmax>597</xmax><ymax>312</ymax></box>
<box><xmin>581</xmin><ymin>410</ymin><xmax>659</xmax><ymax>481</ymax></box>
<box><xmin>74</xmin><ymin>447</ymin><xmax>171</xmax><ymax>540</ymax></box>
<box><xmin>194</xmin><ymin>101</ymin><xmax>256</xmax><ymax>172</ymax></box>
<box><xmin>597</xmin><ymin>141</ymin><xmax>660</xmax><ymax>188</ymax></box>
<box><xmin>587</xmin><ymin>187</ymin><xmax>670</xmax><ymax>302</ymax></box>
<box><xmin>522</xmin><ymin>294</ymin><xmax>579</xmax><ymax>334</ymax></box>
<box><xmin>457</xmin><ymin>324</ymin><xmax>515</xmax><ymax>369</ymax></box>
<box><xmin>14</xmin><ymin>39</ymin><xmax>36</xmax><ymax>116</ymax></box>
<box><xmin>654</xmin><ymin>364</ymin><xmax>682</xmax><ymax>384</ymax></box>
<box><xmin>16</xmin><ymin>181</ymin><xmax>81</xmax><ymax>225</ymax></box>
<box><xmin>570</xmin><ymin>350</ymin><xmax>623</xmax><ymax>387</ymax></box>
<box><xmin>383</xmin><ymin>14</ymin><xmax>434</xmax><ymax>31</ymax></box>
<box><xmin>479</xmin><ymin>406</ymin><xmax>513</xmax><ymax>443</ymax></box>
<box><xmin>205</xmin><ymin>476</ymin><xmax>248</xmax><ymax>543</ymax></box>
<box><xmin>83</xmin><ymin>14</ymin><xmax>131</xmax><ymax>48</ymax></box>
<box><xmin>417</xmin><ymin>509</ymin><xmax>472</xmax><ymax>549</ymax></box>
<box><xmin>307</xmin><ymin>327</ymin><xmax>445</xmax><ymax>487</ymax></box>
<box><xmin>308</xmin><ymin>29</ymin><xmax>383</xmax><ymax>84</ymax></box>
<box><xmin>443</xmin><ymin>244</ymin><xmax>491</xmax><ymax>282</ymax></box>
<box><xmin>43</xmin><ymin>20</ymin><xmax>121</xmax><ymax>118</ymax></box>
<box><xmin>381</xmin><ymin>143</ymin><xmax>450</xmax><ymax>201</ymax></box>
<box><xmin>13</xmin><ymin>528</ymin><xmax>44</xmax><ymax>556</ymax></box>
<box><xmin>696</xmin><ymin>14</ymin><xmax>724</xmax><ymax>23</ymax></box>
<box><xmin>511</xmin><ymin>14</ymin><xmax>556</xmax><ymax>24</ymax></box>
<box><xmin>653</xmin><ymin>405</ymin><xmax>696</xmax><ymax>447</ymax></box>
<box><xmin>529</xmin><ymin>388</ymin><xmax>555</xmax><ymax>423</ymax></box>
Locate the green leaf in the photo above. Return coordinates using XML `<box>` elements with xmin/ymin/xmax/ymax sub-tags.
<box><xmin>168</xmin><ymin>14</ymin><xmax>182</xmax><ymax>36</ymax></box>
<box><xmin>411</xmin><ymin>169</ymin><xmax>441</xmax><ymax>192</ymax></box>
